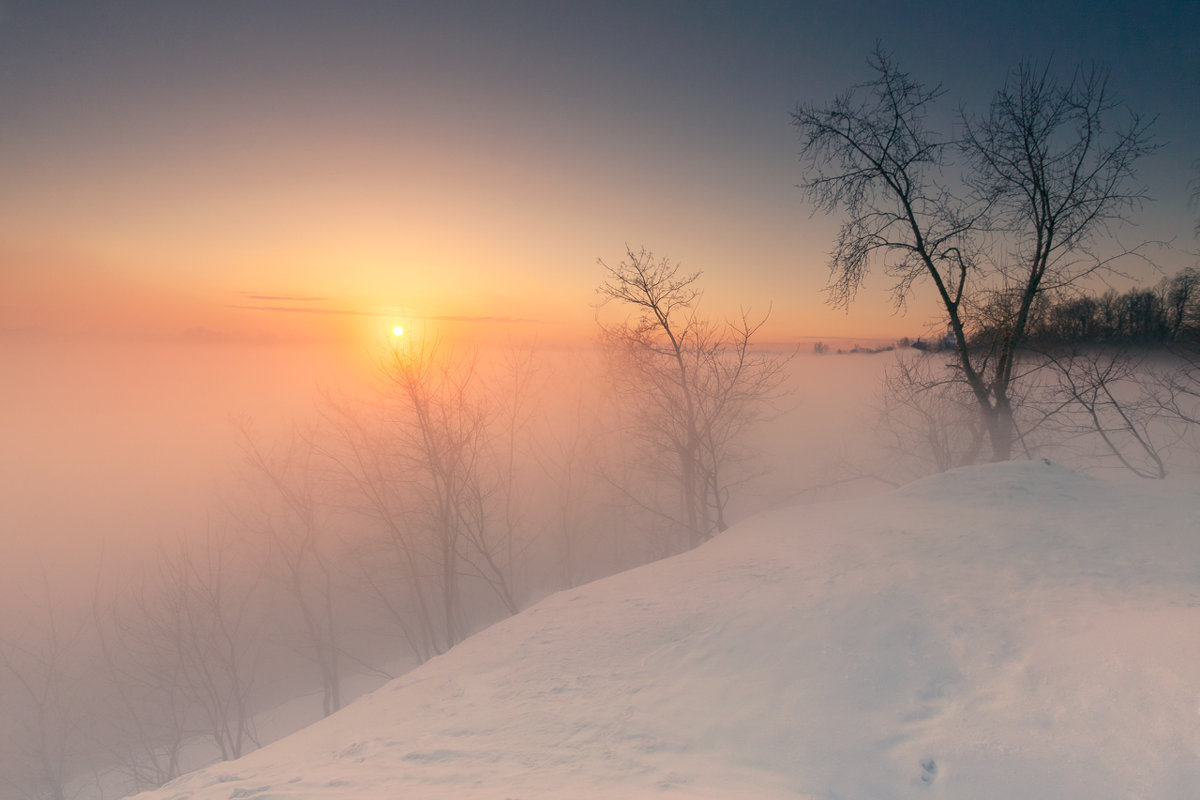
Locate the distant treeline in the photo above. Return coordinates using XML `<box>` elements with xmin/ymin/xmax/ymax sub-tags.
<box><xmin>902</xmin><ymin>268</ymin><xmax>1200</xmax><ymax>352</ymax></box>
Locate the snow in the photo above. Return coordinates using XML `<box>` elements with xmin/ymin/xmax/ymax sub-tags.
<box><xmin>128</xmin><ymin>460</ymin><xmax>1200</xmax><ymax>799</ymax></box>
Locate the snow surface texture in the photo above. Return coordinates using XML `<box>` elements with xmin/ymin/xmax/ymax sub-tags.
<box><xmin>130</xmin><ymin>461</ymin><xmax>1200</xmax><ymax>799</ymax></box>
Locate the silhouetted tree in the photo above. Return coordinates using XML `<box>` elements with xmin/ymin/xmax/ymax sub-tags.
<box><xmin>1161</xmin><ymin>267</ymin><xmax>1200</xmax><ymax>342</ymax></box>
<box><xmin>793</xmin><ymin>47</ymin><xmax>1155</xmax><ymax>461</ymax></box>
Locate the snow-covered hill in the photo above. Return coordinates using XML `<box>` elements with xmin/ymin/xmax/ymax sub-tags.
<box><xmin>130</xmin><ymin>461</ymin><xmax>1200</xmax><ymax>799</ymax></box>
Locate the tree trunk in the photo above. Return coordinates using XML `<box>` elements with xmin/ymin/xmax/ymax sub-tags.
<box><xmin>985</xmin><ymin>400</ymin><xmax>1015</xmax><ymax>462</ymax></box>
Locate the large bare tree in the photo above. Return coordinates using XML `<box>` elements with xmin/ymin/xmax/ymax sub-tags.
<box><xmin>793</xmin><ymin>47</ymin><xmax>1155</xmax><ymax>461</ymax></box>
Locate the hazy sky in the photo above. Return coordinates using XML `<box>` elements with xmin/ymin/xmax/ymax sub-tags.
<box><xmin>2</xmin><ymin>0</ymin><xmax>1197</xmax><ymax>347</ymax></box>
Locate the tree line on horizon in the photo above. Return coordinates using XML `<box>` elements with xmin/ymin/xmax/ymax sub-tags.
<box><xmin>881</xmin><ymin>268</ymin><xmax>1200</xmax><ymax>352</ymax></box>
<box><xmin>972</xmin><ymin>268</ymin><xmax>1200</xmax><ymax>349</ymax></box>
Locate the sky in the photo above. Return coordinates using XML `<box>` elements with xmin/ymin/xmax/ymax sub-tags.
<box><xmin>1</xmin><ymin>0</ymin><xmax>1198</xmax><ymax>350</ymax></box>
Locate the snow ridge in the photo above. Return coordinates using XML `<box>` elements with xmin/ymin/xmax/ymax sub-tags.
<box><xmin>132</xmin><ymin>461</ymin><xmax>1200</xmax><ymax>800</ymax></box>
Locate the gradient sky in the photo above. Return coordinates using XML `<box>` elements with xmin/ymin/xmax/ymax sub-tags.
<box><xmin>1</xmin><ymin>0</ymin><xmax>1197</xmax><ymax>348</ymax></box>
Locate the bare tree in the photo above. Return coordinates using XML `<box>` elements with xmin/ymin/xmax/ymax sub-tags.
<box><xmin>1036</xmin><ymin>348</ymin><xmax>1175</xmax><ymax>478</ymax></box>
<box><xmin>383</xmin><ymin>343</ymin><xmax>519</xmax><ymax>644</ymax></box>
<box><xmin>876</xmin><ymin>354</ymin><xmax>985</xmax><ymax>476</ymax></box>
<box><xmin>1144</xmin><ymin>346</ymin><xmax>1200</xmax><ymax>459</ymax></box>
<box><xmin>532</xmin><ymin>381</ymin><xmax>605</xmax><ymax>588</ymax></box>
<box><xmin>94</xmin><ymin>527</ymin><xmax>263</xmax><ymax>784</ymax></box>
<box><xmin>93</xmin><ymin>570</ymin><xmax>191</xmax><ymax>791</ymax></box>
<box><xmin>1159</xmin><ymin>267</ymin><xmax>1200</xmax><ymax>342</ymax></box>
<box><xmin>239</xmin><ymin>423</ymin><xmax>344</xmax><ymax>717</ymax></box>
<box><xmin>597</xmin><ymin>247</ymin><xmax>789</xmax><ymax>549</ymax></box>
<box><xmin>318</xmin><ymin>393</ymin><xmax>446</xmax><ymax>663</ymax></box>
<box><xmin>160</xmin><ymin>531</ymin><xmax>262</xmax><ymax>761</ymax></box>
<box><xmin>486</xmin><ymin>344</ymin><xmax>541</xmax><ymax>604</ymax></box>
<box><xmin>318</xmin><ymin>343</ymin><xmax>535</xmax><ymax>664</ymax></box>
<box><xmin>0</xmin><ymin>589</ymin><xmax>83</xmax><ymax>800</ymax></box>
<box><xmin>793</xmin><ymin>47</ymin><xmax>1155</xmax><ymax>461</ymax></box>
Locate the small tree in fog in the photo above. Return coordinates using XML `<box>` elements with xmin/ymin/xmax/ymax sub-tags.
<box><xmin>323</xmin><ymin>343</ymin><xmax>523</xmax><ymax>658</ymax></box>
<box><xmin>239</xmin><ymin>424</ymin><xmax>344</xmax><ymax>717</ymax></box>
<box><xmin>532</xmin><ymin>382</ymin><xmax>605</xmax><ymax>588</ymax></box>
<box><xmin>1151</xmin><ymin>350</ymin><xmax>1200</xmax><ymax>463</ymax></box>
<box><xmin>319</xmin><ymin>393</ymin><xmax>446</xmax><ymax>662</ymax></box>
<box><xmin>1029</xmin><ymin>345</ymin><xmax>1200</xmax><ymax>477</ymax></box>
<box><xmin>383</xmin><ymin>343</ymin><xmax>519</xmax><ymax>644</ymax></box>
<box><xmin>96</xmin><ymin>529</ymin><xmax>263</xmax><ymax>776</ymax></box>
<box><xmin>94</xmin><ymin>571</ymin><xmax>191</xmax><ymax>791</ymax></box>
<box><xmin>793</xmin><ymin>47</ymin><xmax>1155</xmax><ymax>462</ymax></box>
<box><xmin>876</xmin><ymin>355</ymin><xmax>986</xmax><ymax>475</ymax></box>
<box><xmin>0</xmin><ymin>594</ymin><xmax>81</xmax><ymax>800</ymax></box>
<box><xmin>597</xmin><ymin>247</ymin><xmax>789</xmax><ymax>549</ymax></box>
<box><xmin>1034</xmin><ymin>348</ymin><xmax>1174</xmax><ymax>478</ymax></box>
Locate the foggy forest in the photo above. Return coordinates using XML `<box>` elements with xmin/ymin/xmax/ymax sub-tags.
<box><xmin>6</xmin><ymin>253</ymin><xmax>1200</xmax><ymax>797</ymax></box>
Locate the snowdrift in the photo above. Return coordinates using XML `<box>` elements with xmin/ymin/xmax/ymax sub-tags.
<box><xmin>130</xmin><ymin>461</ymin><xmax>1200</xmax><ymax>799</ymax></box>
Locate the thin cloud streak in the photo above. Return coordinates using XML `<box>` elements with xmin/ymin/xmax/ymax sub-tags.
<box><xmin>231</xmin><ymin>305</ymin><xmax>539</xmax><ymax>324</ymax></box>
<box><xmin>231</xmin><ymin>304</ymin><xmax>385</xmax><ymax>316</ymax></box>
<box><xmin>243</xmin><ymin>294</ymin><xmax>330</xmax><ymax>302</ymax></box>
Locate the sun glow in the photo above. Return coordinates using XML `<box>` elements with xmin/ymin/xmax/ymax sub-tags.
<box><xmin>392</xmin><ymin>325</ymin><xmax>404</xmax><ymax>336</ymax></box>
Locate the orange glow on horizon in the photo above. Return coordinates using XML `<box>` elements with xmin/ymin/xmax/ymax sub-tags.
<box><xmin>2</xmin><ymin>235</ymin><xmax>950</xmax><ymax>368</ymax></box>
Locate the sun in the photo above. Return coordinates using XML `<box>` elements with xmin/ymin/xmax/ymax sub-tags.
<box><xmin>392</xmin><ymin>325</ymin><xmax>404</xmax><ymax>337</ymax></box>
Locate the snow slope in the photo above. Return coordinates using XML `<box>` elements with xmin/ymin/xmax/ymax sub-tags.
<box><xmin>129</xmin><ymin>461</ymin><xmax>1200</xmax><ymax>799</ymax></box>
